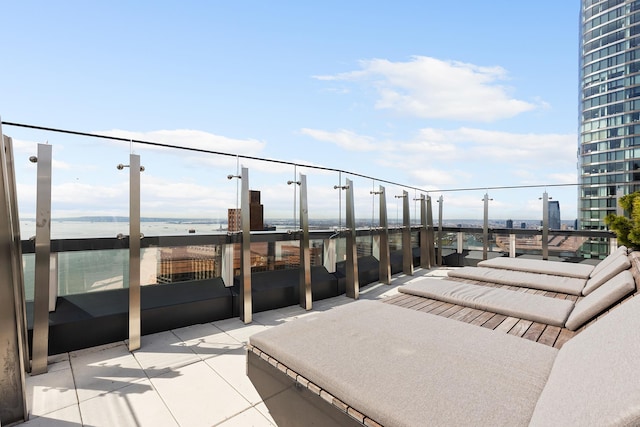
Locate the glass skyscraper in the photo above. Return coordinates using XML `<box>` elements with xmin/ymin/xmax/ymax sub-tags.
<box><xmin>580</xmin><ymin>0</ymin><xmax>640</xmax><ymax>253</ymax></box>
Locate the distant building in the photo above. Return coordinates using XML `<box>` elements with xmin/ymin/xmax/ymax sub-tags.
<box><xmin>506</xmin><ymin>219</ymin><xmax>513</xmax><ymax>228</ymax></box>
<box><xmin>157</xmin><ymin>246</ymin><xmax>218</xmax><ymax>284</ymax></box>
<box><xmin>521</xmin><ymin>222</ymin><xmax>526</xmax><ymax>229</ymax></box>
<box><xmin>227</xmin><ymin>190</ymin><xmax>265</xmax><ymax>231</ymax></box>
<box><xmin>548</xmin><ymin>200</ymin><xmax>561</xmax><ymax>230</ymax></box>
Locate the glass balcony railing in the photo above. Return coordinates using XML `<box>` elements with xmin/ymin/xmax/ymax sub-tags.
<box><xmin>1</xmin><ymin>121</ymin><xmax>619</xmax><ymax>367</ymax></box>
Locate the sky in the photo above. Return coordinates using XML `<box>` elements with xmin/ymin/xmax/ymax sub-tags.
<box><xmin>0</xmin><ymin>1</ymin><xmax>582</xmax><ymax>228</ymax></box>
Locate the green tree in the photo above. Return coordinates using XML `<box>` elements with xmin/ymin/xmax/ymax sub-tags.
<box><xmin>604</xmin><ymin>191</ymin><xmax>640</xmax><ymax>249</ymax></box>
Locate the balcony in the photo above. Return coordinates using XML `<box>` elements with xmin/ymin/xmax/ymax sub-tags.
<box><xmin>0</xmin><ymin>123</ymin><xmax>619</xmax><ymax>426</ymax></box>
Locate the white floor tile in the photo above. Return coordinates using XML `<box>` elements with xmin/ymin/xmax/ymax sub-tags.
<box><xmin>26</xmin><ymin>362</ymin><xmax>77</xmax><ymax>418</ymax></box>
<box><xmin>21</xmin><ymin>404</ymin><xmax>82</xmax><ymax>427</ymax></box>
<box><xmin>215</xmin><ymin>406</ymin><xmax>275</xmax><ymax>427</ymax></box>
<box><xmin>131</xmin><ymin>330</ymin><xmax>200</xmax><ymax>377</ymax></box>
<box><xmin>205</xmin><ymin>347</ymin><xmax>262</xmax><ymax>404</ymax></box>
<box><xmin>172</xmin><ymin>323</ymin><xmax>244</xmax><ymax>360</ymax></box>
<box><xmin>150</xmin><ymin>361</ymin><xmax>251</xmax><ymax>427</ymax></box>
<box><xmin>70</xmin><ymin>342</ymin><xmax>147</xmax><ymax>402</ymax></box>
<box><xmin>212</xmin><ymin>318</ymin><xmax>270</xmax><ymax>344</ymax></box>
<box><xmin>79</xmin><ymin>378</ymin><xmax>177</xmax><ymax>427</ymax></box>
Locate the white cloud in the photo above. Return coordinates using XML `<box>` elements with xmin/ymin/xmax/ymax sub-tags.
<box><xmin>97</xmin><ymin>129</ymin><xmax>266</xmax><ymax>157</ymax></box>
<box><xmin>300</xmin><ymin>128</ymin><xmax>380</xmax><ymax>151</ymax></box>
<box><xmin>315</xmin><ymin>56</ymin><xmax>539</xmax><ymax>122</ymax></box>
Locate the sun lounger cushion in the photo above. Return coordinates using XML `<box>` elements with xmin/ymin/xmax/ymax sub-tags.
<box><xmin>399</xmin><ymin>278</ymin><xmax>575</xmax><ymax>327</ymax></box>
<box><xmin>477</xmin><ymin>257</ymin><xmax>594</xmax><ymax>279</ymax></box>
<box><xmin>582</xmin><ymin>254</ymin><xmax>631</xmax><ymax>296</ymax></box>
<box><xmin>588</xmin><ymin>245</ymin><xmax>627</xmax><ymax>278</ymax></box>
<box><xmin>564</xmin><ymin>270</ymin><xmax>636</xmax><ymax>331</ymax></box>
<box><xmin>447</xmin><ymin>267</ymin><xmax>586</xmax><ymax>295</ymax></box>
<box><xmin>250</xmin><ymin>300</ymin><xmax>558</xmax><ymax>427</ymax></box>
<box><xmin>529</xmin><ymin>292</ymin><xmax>640</xmax><ymax>426</ymax></box>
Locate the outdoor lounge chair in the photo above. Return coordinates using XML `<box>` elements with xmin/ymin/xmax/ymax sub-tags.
<box><xmin>247</xmin><ymin>293</ymin><xmax>640</xmax><ymax>426</ymax></box>
<box><xmin>447</xmin><ymin>246</ymin><xmax>630</xmax><ymax>296</ymax></box>
<box><xmin>397</xmin><ymin>269</ymin><xmax>636</xmax><ymax>330</ymax></box>
<box><xmin>476</xmin><ymin>245</ymin><xmax>628</xmax><ymax>278</ymax></box>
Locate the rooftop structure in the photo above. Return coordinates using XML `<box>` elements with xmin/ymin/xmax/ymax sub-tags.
<box><xmin>579</xmin><ymin>0</ymin><xmax>640</xmax><ymax>248</ymax></box>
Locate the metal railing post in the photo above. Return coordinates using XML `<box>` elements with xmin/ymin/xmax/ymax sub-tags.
<box><xmin>426</xmin><ymin>196</ymin><xmax>436</xmax><ymax>267</ymax></box>
<box><xmin>399</xmin><ymin>191</ymin><xmax>413</xmax><ymax>275</ymax></box>
<box><xmin>509</xmin><ymin>234</ymin><xmax>516</xmax><ymax>257</ymax></box>
<box><xmin>0</xmin><ymin>131</ymin><xmax>28</xmax><ymax>424</ymax></box>
<box><xmin>31</xmin><ymin>143</ymin><xmax>53</xmax><ymax>374</ymax></box>
<box><xmin>297</xmin><ymin>174</ymin><xmax>311</xmax><ymax>310</ymax></box>
<box><xmin>128</xmin><ymin>154</ymin><xmax>142</xmax><ymax>351</ymax></box>
<box><xmin>345</xmin><ymin>179</ymin><xmax>359</xmax><ymax>299</ymax></box>
<box><xmin>375</xmin><ymin>186</ymin><xmax>390</xmax><ymax>284</ymax></box>
<box><xmin>240</xmin><ymin>167</ymin><xmax>252</xmax><ymax>323</ymax></box>
<box><xmin>437</xmin><ymin>196</ymin><xmax>443</xmax><ymax>265</ymax></box>
<box><xmin>541</xmin><ymin>191</ymin><xmax>549</xmax><ymax>260</ymax></box>
<box><xmin>418</xmin><ymin>195</ymin><xmax>430</xmax><ymax>269</ymax></box>
<box><xmin>482</xmin><ymin>193</ymin><xmax>492</xmax><ymax>261</ymax></box>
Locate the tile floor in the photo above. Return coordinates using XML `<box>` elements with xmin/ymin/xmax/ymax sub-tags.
<box><xmin>18</xmin><ymin>267</ymin><xmax>451</xmax><ymax>427</ymax></box>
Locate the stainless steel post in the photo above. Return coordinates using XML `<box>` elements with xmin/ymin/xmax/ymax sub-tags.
<box><xmin>5</xmin><ymin>135</ymin><xmax>29</xmax><ymax>372</ymax></box>
<box><xmin>426</xmin><ymin>196</ymin><xmax>436</xmax><ymax>267</ymax></box>
<box><xmin>0</xmin><ymin>132</ymin><xmax>28</xmax><ymax>424</ymax></box>
<box><xmin>542</xmin><ymin>191</ymin><xmax>549</xmax><ymax>260</ymax></box>
<box><xmin>128</xmin><ymin>154</ymin><xmax>141</xmax><ymax>351</ymax></box>
<box><xmin>345</xmin><ymin>179</ymin><xmax>359</xmax><ymax>299</ymax></box>
<box><xmin>31</xmin><ymin>144</ymin><xmax>52</xmax><ymax>375</ymax></box>
<box><xmin>298</xmin><ymin>174</ymin><xmax>311</xmax><ymax>310</ymax></box>
<box><xmin>401</xmin><ymin>191</ymin><xmax>413</xmax><ymax>275</ymax></box>
<box><xmin>240</xmin><ymin>167</ymin><xmax>252</xmax><ymax>323</ymax></box>
<box><xmin>483</xmin><ymin>193</ymin><xmax>490</xmax><ymax>261</ymax></box>
<box><xmin>378</xmin><ymin>186</ymin><xmax>390</xmax><ymax>284</ymax></box>
<box><xmin>418</xmin><ymin>195</ymin><xmax>430</xmax><ymax>269</ymax></box>
<box><xmin>437</xmin><ymin>196</ymin><xmax>443</xmax><ymax>265</ymax></box>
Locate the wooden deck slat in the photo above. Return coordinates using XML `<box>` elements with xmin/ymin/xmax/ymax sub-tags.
<box><xmin>537</xmin><ymin>325</ymin><xmax>561</xmax><ymax>347</ymax></box>
<box><xmin>468</xmin><ymin>311</ymin><xmax>496</xmax><ymax>326</ymax></box>
<box><xmin>507</xmin><ymin>319</ymin><xmax>534</xmax><ymax>337</ymax></box>
<box><xmin>521</xmin><ymin>322</ymin><xmax>547</xmax><ymax>343</ymax></box>
<box><xmin>480</xmin><ymin>314</ymin><xmax>508</xmax><ymax>330</ymax></box>
<box><xmin>554</xmin><ymin>328</ymin><xmax>577</xmax><ymax>349</ymax></box>
<box><xmin>494</xmin><ymin>316</ymin><xmax>520</xmax><ymax>333</ymax></box>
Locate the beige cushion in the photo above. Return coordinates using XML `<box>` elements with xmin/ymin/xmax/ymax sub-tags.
<box><xmin>250</xmin><ymin>300</ymin><xmax>558</xmax><ymax>427</ymax></box>
<box><xmin>589</xmin><ymin>245</ymin><xmax>627</xmax><ymax>278</ymax></box>
<box><xmin>582</xmin><ymin>255</ymin><xmax>631</xmax><ymax>296</ymax></box>
<box><xmin>564</xmin><ymin>270</ymin><xmax>636</xmax><ymax>331</ymax></box>
<box><xmin>399</xmin><ymin>278</ymin><xmax>574</xmax><ymax>327</ymax></box>
<box><xmin>448</xmin><ymin>267</ymin><xmax>585</xmax><ymax>295</ymax></box>
<box><xmin>529</xmin><ymin>294</ymin><xmax>640</xmax><ymax>426</ymax></box>
<box><xmin>478</xmin><ymin>257</ymin><xmax>593</xmax><ymax>279</ymax></box>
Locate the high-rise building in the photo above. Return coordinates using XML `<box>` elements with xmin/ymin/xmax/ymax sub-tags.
<box><xmin>548</xmin><ymin>200</ymin><xmax>561</xmax><ymax>230</ymax></box>
<box><xmin>227</xmin><ymin>190</ymin><xmax>265</xmax><ymax>231</ymax></box>
<box><xmin>579</xmin><ymin>0</ymin><xmax>640</xmax><ymax>254</ymax></box>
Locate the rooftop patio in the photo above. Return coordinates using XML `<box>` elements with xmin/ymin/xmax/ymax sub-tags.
<box><xmin>18</xmin><ymin>268</ymin><xmax>450</xmax><ymax>427</ymax></box>
<box><xmin>0</xmin><ymin>122</ymin><xmax>627</xmax><ymax>426</ymax></box>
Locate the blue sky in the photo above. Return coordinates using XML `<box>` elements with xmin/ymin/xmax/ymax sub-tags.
<box><xmin>1</xmin><ymin>1</ymin><xmax>582</xmax><ymax>226</ymax></box>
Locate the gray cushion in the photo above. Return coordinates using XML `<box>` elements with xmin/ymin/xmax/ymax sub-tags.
<box><xmin>582</xmin><ymin>254</ymin><xmax>631</xmax><ymax>296</ymax></box>
<box><xmin>478</xmin><ymin>257</ymin><xmax>593</xmax><ymax>279</ymax></box>
<box><xmin>250</xmin><ymin>300</ymin><xmax>558</xmax><ymax>427</ymax></box>
<box><xmin>448</xmin><ymin>267</ymin><xmax>586</xmax><ymax>296</ymax></box>
<box><xmin>589</xmin><ymin>245</ymin><xmax>627</xmax><ymax>278</ymax></box>
<box><xmin>529</xmin><ymin>293</ymin><xmax>640</xmax><ymax>426</ymax></box>
<box><xmin>399</xmin><ymin>278</ymin><xmax>574</xmax><ymax>327</ymax></box>
<box><xmin>564</xmin><ymin>270</ymin><xmax>636</xmax><ymax>331</ymax></box>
